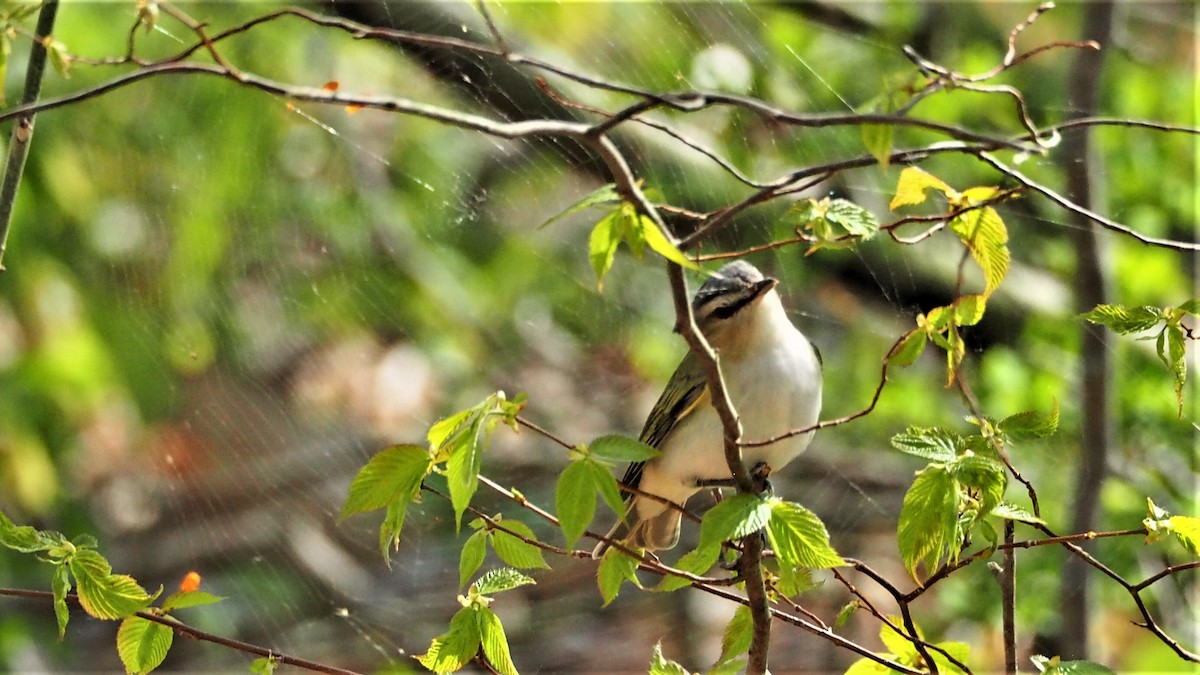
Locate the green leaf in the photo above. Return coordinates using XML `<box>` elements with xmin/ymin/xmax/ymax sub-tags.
<box><xmin>1166</xmin><ymin>324</ymin><xmax>1187</xmax><ymax>417</ymax></box>
<box><xmin>418</xmin><ymin>606</ymin><xmax>482</xmax><ymax>673</ymax></box>
<box><xmin>538</xmin><ymin>183</ymin><xmax>619</xmax><ymax>229</ymax></box>
<box><xmin>249</xmin><ymin>656</ymin><xmax>278</xmax><ymax>674</ymax></box>
<box><xmin>491</xmin><ymin>521</ymin><xmax>550</xmax><ymax>570</ymax></box>
<box><xmin>716</xmin><ymin>604</ymin><xmax>753</xmax><ymax>667</ymax></box>
<box><xmin>446</xmin><ymin>433</ymin><xmax>486</xmax><ymax>531</ymax></box>
<box><xmin>428</xmin><ymin>409</ymin><xmax>475</xmax><ymax>457</ymax></box>
<box><xmin>833</xmin><ymin>601</ymin><xmax>858</xmax><ymax>630</ymax></box>
<box><xmin>825</xmin><ymin>198</ymin><xmax>880</xmax><ymax>239</ymax></box>
<box><xmin>0</xmin><ymin>509</ymin><xmax>59</xmax><ymax>553</ymax></box>
<box><xmin>776</xmin><ymin>561</ymin><xmax>816</xmax><ymax>597</ymax></box>
<box><xmin>862</xmin><ymin>124</ymin><xmax>894</xmax><ymax>170</ymax></box>
<box><xmin>639</xmin><ymin>214</ymin><xmax>700</xmax><ymax>271</ymax></box>
<box><xmin>991</xmin><ymin>502</ymin><xmax>1045</xmax><ymax>525</ymax></box>
<box><xmin>1034</xmin><ymin>656</ymin><xmax>1117</xmax><ymax>675</ymax></box>
<box><xmin>890</xmin><ymin>166</ymin><xmax>954</xmax><ymax>210</ymax></box>
<box><xmin>555</xmin><ymin>459</ymin><xmax>595</xmax><ymax>550</ymax></box>
<box><xmin>998</xmin><ymin>401</ymin><xmax>1060</xmax><ymax>440</ymax></box>
<box><xmin>879</xmin><ymin>619</ymin><xmax>919</xmax><ymax>659</ymax></box>
<box><xmin>888</xmin><ymin>328</ymin><xmax>927</xmax><ymax>368</ymax></box>
<box><xmin>931</xmin><ymin>641</ymin><xmax>972</xmax><ymax>674</ymax></box>
<box><xmin>951</xmin><ymin>454</ymin><xmax>1007</xmax><ymax>516</ymax></box>
<box><xmin>52</xmin><ymin>563</ymin><xmax>70</xmax><ymax>639</ymax></box>
<box><xmin>649</xmin><ymin>641</ymin><xmax>691</xmax><ymax>675</ymax></box>
<box><xmin>159</xmin><ymin>590</ymin><xmax>224</xmax><ymax>612</ymax></box>
<box><xmin>339</xmin><ymin>444</ymin><xmax>430</xmax><ymax>521</ymax></box>
<box><xmin>890</xmin><ymin>427</ymin><xmax>960</xmax><ymax>463</ymax></box>
<box><xmin>117</xmin><ymin>616</ymin><xmax>173</xmax><ymax>675</ymax></box>
<box><xmin>953</xmin><ymin>294</ymin><xmax>987</xmax><ymax>326</ymax></box>
<box><xmin>897</xmin><ymin>465</ymin><xmax>960</xmax><ymax>580</ymax></box>
<box><xmin>583</xmin><ymin>457</ymin><xmax>626</xmax><ymax>520</ymax></box>
<box><xmin>459</xmin><ymin>530</ymin><xmax>488</xmax><ymax>590</ymax></box>
<box><xmin>709</xmin><ymin>659</ymin><xmax>747</xmax><ymax>675</ymax></box>
<box><xmin>472</xmin><ymin>567</ymin><xmax>536</xmax><ymax>596</ymax></box>
<box><xmin>379</xmin><ymin>500</ymin><xmax>407</xmax><ymax>566</ymax></box>
<box><xmin>69</xmin><ymin>549</ymin><xmax>154</xmax><ymax>620</ymax></box>
<box><xmin>766</xmin><ymin>499</ymin><xmax>845</xmax><ymax>569</ymax></box>
<box><xmin>949</xmin><ymin>206</ymin><xmax>1009</xmax><ymax>296</ymax></box>
<box><xmin>1168</xmin><ymin>515</ymin><xmax>1200</xmax><ymax>556</ymax></box>
<box><xmin>844</xmin><ymin>656</ymin><xmax>892</xmax><ymax>674</ymax></box>
<box><xmin>699</xmin><ymin>493</ymin><xmax>772</xmax><ymax>550</ymax></box>
<box><xmin>597</xmin><ymin>548</ymin><xmax>641</xmax><ymax>606</ymax></box>
<box><xmin>622</xmin><ymin>203</ymin><xmax>646</xmax><ymax>259</ymax></box>
<box><xmin>46</xmin><ymin>38</ymin><xmax>72</xmax><ymax>78</ymax></box>
<box><xmin>656</xmin><ymin>546</ymin><xmax>717</xmax><ymax>593</ymax></box>
<box><xmin>1080</xmin><ymin>304</ymin><xmax>1162</xmax><ymax>334</ymax></box>
<box><xmin>589</xmin><ymin>434</ymin><xmax>660</xmax><ymax>463</ymax></box>
<box><xmin>589</xmin><ymin>210</ymin><xmax>622</xmax><ymax>291</ymax></box>
<box><xmin>478</xmin><ymin>607</ymin><xmax>519</xmax><ymax>675</ymax></box>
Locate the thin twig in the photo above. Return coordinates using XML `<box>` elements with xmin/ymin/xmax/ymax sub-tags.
<box><xmin>0</xmin><ymin>0</ymin><xmax>59</xmax><ymax>270</ymax></box>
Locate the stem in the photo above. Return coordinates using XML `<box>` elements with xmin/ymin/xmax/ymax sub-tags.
<box><xmin>0</xmin><ymin>0</ymin><xmax>59</xmax><ymax>270</ymax></box>
<box><xmin>1002</xmin><ymin>520</ymin><xmax>1016</xmax><ymax>674</ymax></box>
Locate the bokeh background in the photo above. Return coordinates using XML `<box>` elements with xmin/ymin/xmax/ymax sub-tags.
<box><xmin>0</xmin><ymin>2</ymin><xmax>1194</xmax><ymax>672</ymax></box>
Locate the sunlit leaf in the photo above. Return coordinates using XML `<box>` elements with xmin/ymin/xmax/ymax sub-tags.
<box><xmin>949</xmin><ymin>206</ymin><xmax>1009</xmax><ymax>296</ymax></box>
<box><xmin>649</xmin><ymin>641</ymin><xmax>691</xmax><ymax>675</ymax></box>
<box><xmin>597</xmin><ymin>548</ymin><xmax>641</xmax><ymax>606</ymax></box>
<box><xmin>1168</xmin><ymin>515</ymin><xmax>1200</xmax><ymax>556</ymax></box>
<box><xmin>459</xmin><ymin>530</ymin><xmax>488</xmax><ymax>590</ymax></box>
<box><xmin>555</xmin><ymin>459</ymin><xmax>595</xmax><ymax>550</ymax></box>
<box><xmin>472</xmin><ymin>567</ymin><xmax>535</xmax><ymax>596</ymax></box>
<box><xmin>825</xmin><ymin>198</ymin><xmax>880</xmax><ymax>239</ymax></box>
<box><xmin>160</xmin><ymin>590</ymin><xmax>223</xmax><ymax>612</ymax></box>
<box><xmin>951</xmin><ymin>454</ymin><xmax>1007</xmax><ymax>516</ymax></box>
<box><xmin>491</xmin><ymin>520</ymin><xmax>550</xmax><ymax>570</ymax></box>
<box><xmin>699</xmin><ymin>493</ymin><xmax>772</xmax><ymax>550</ymax></box>
<box><xmin>117</xmin><ymin>616</ymin><xmax>173</xmax><ymax>675</ymax></box>
<box><xmin>339</xmin><ymin>444</ymin><xmax>430</xmax><ymax>521</ymax></box>
<box><xmin>897</xmin><ymin>465</ymin><xmax>960</xmax><ymax>581</ymax></box>
<box><xmin>1166</xmin><ymin>324</ymin><xmax>1187</xmax><ymax>417</ymax></box>
<box><xmin>588</xmin><ymin>210</ymin><xmax>622</xmax><ymax>290</ymax></box>
<box><xmin>69</xmin><ymin>549</ymin><xmax>154</xmax><ymax>620</ymax></box>
<box><xmin>716</xmin><ymin>604</ymin><xmax>753</xmax><ymax>667</ymax></box>
<box><xmin>639</xmin><ymin>214</ymin><xmax>700</xmax><ymax>271</ymax></box>
<box><xmin>879</xmin><ymin>619</ymin><xmax>919</xmax><ymax>659</ymax></box>
<box><xmin>890</xmin><ymin>166</ymin><xmax>953</xmax><ymax>210</ymax></box>
<box><xmin>998</xmin><ymin>401</ymin><xmax>1060</xmax><ymax>440</ymax></box>
<box><xmin>1079</xmin><ymin>304</ymin><xmax>1161</xmax><ymax>334</ymax></box>
<box><xmin>588</xmin><ymin>434</ymin><xmax>660</xmax><ymax>463</ymax></box>
<box><xmin>889</xmin><ymin>427</ymin><xmax>960</xmax><ymax>463</ymax></box>
<box><xmin>766</xmin><ymin>499</ymin><xmax>845</xmax><ymax>569</ymax></box>
<box><xmin>991</xmin><ymin>502</ymin><xmax>1044</xmax><ymax>525</ymax></box>
<box><xmin>52</xmin><ymin>563</ymin><xmax>70</xmax><ymax>639</ymax></box>
<box><xmin>478</xmin><ymin>607</ymin><xmax>519</xmax><ymax>675</ymax></box>
<box><xmin>888</xmin><ymin>328</ymin><xmax>926</xmax><ymax>368</ymax></box>
<box><xmin>953</xmin><ymin>294</ymin><xmax>987</xmax><ymax>326</ymax></box>
<box><xmin>418</xmin><ymin>606</ymin><xmax>482</xmax><ymax>673</ymax></box>
<box><xmin>833</xmin><ymin>601</ymin><xmax>858</xmax><ymax>629</ymax></box>
<box><xmin>583</xmin><ymin>457</ymin><xmax>626</xmax><ymax>520</ymax></box>
<box><xmin>538</xmin><ymin>183</ymin><xmax>619</xmax><ymax>230</ymax></box>
<box><xmin>0</xmin><ymin>508</ymin><xmax>55</xmax><ymax>553</ymax></box>
<box><xmin>862</xmin><ymin>123</ymin><xmax>893</xmax><ymax>170</ymax></box>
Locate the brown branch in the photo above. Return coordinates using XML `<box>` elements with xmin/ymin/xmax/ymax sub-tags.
<box><xmin>0</xmin><ymin>588</ymin><xmax>357</xmax><ymax>674</ymax></box>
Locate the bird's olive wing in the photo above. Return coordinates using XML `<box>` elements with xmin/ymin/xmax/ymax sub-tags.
<box><xmin>619</xmin><ymin>352</ymin><xmax>709</xmax><ymax>493</ymax></box>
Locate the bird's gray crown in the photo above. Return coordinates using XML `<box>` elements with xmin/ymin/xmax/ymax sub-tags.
<box><xmin>693</xmin><ymin>261</ymin><xmax>765</xmax><ymax>310</ymax></box>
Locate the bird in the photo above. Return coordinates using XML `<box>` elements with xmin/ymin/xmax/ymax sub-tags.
<box><xmin>592</xmin><ymin>260</ymin><xmax>823</xmax><ymax>558</ymax></box>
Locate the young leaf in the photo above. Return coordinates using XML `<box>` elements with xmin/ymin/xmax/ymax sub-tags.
<box><xmin>844</xmin><ymin>656</ymin><xmax>893</xmax><ymax>674</ymax></box>
<box><xmin>890</xmin><ymin>427</ymin><xmax>960</xmax><ymax>463</ymax></box>
<box><xmin>888</xmin><ymin>328</ymin><xmax>927</xmax><ymax>367</ymax></box>
<box><xmin>0</xmin><ymin>509</ymin><xmax>55</xmax><ymax>553</ymax></box>
<box><xmin>52</xmin><ymin>563</ymin><xmax>70</xmax><ymax>639</ymax></box>
<box><xmin>339</xmin><ymin>444</ymin><xmax>430</xmax><ymax>521</ymax></box>
<box><xmin>698</xmin><ymin>493</ymin><xmax>772</xmax><ymax>550</ymax></box>
<box><xmin>589</xmin><ymin>210</ymin><xmax>623</xmax><ymax>290</ymax></box>
<box><xmin>1168</xmin><ymin>515</ymin><xmax>1200</xmax><ymax>556</ymax></box>
<box><xmin>379</xmin><ymin>500</ymin><xmax>407</xmax><ymax>565</ymax></box>
<box><xmin>715</xmin><ymin>604</ymin><xmax>753</xmax><ymax>667</ymax></box>
<box><xmin>862</xmin><ymin>124</ymin><xmax>894</xmax><ymax>170</ymax></box>
<box><xmin>998</xmin><ymin>401</ymin><xmax>1060</xmax><ymax>440</ymax></box>
<box><xmin>159</xmin><ymin>590</ymin><xmax>224</xmax><ymax>612</ymax></box>
<box><xmin>649</xmin><ymin>641</ymin><xmax>691</xmax><ymax>675</ymax></box>
<box><xmin>879</xmin><ymin>619</ymin><xmax>920</xmax><ymax>660</ymax></box>
<box><xmin>538</xmin><ymin>183</ymin><xmax>619</xmax><ymax>229</ymax></box>
<box><xmin>477</xmin><ymin>607</ymin><xmax>519</xmax><ymax>675</ymax></box>
<box><xmin>68</xmin><ymin>549</ymin><xmax>154</xmax><ymax>620</ymax></box>
<box><xmin>949</xmin><ymin>206</ymin><xmax>1009</xmax><ymax>296</ymax></box>
<box><xmin>833</xmin><ymin>601</ymin><xmax>859</xmax><ymax>630</ymax></box>
<box><xmin>951</xmin><ymin>454</ymin><xmax>1007</xmax><ymax>515</ymax></box>
<box><xmin>638</xmin><ymin>214</ymin><xmax>700</xmax><ymax>271</ymax></box>
<box><xmin>589</xmin><ymin>434</ymin><xmax>660</xmax><ymax>463</ymax></box>
<box><xmin>953</xmin><ymin>294</ymin><xmax>987</xmax><ymax>327</ymax></box>
<box><xmin>825</xmin><ymin>198</ymin><xmax>880</xmax><ymax>239</ymax></box>
<box><xmin>117</xmin><ymin>616</ymin><xmax>173</xmax><ymax>675</ymax></box>
<box><xmin>491</xmin><ymin>520</ymin><xmax>550</xmax><ymax>570</ymax></box>
<box><xmin>766</xmin><ymin>499</ymin><xmax>845</xmax><ymax>569</ymax></box>
<box><xmin>991</xmin><ymin>502</ymin><xmax>1045</xmax><ymax>525</ymax></box>
<box><xmin>249</xmin><ymin>656</ymin><xmax>278</xmax><ymax>675</ymax></box>
<box><xmin>1166</xmin><ymin>323</ymin><xmax>1187</xmax><ymax>417</ymax></box>
<box><xmin>597</xmin><ymin>548</ymin><xmax>641</xmax><ymax>606</ymax></box>
<box><xmin>555</xmin><ymin>459</ymin><xmax>595</xmax><ymax>550</ymax></box>
<box><xmin>931</xmin><ymin>640</ymin><xmax>972</xmax><ymax>674</ymax></box>
<box><xmin>1079</xmin><ymin>304</ymin><xmax>1162</xmax><ymax>334</ymax></box>
<box><xmin>459</xmin><ymin>530</ymin><xmax>488</xmax><ymax>590</ymax></box>
<box><xmin>418</xmin><ymin>606</ymin><xmax>483</xmax><ymax>674</ymax></box>
<box><xmin>897</xmin><ymin>465</ymin><xmax>960</xmax><ymax>580</ymax></box>
<box><xmin>473</xmin><ymin>567</ymin><xmax>536</xmax><ymax>596</ymax></box>
<box><xmin>890</xmin><ymin>166</ymin><xmax>954</xmax><ymax>210</ymax></box>
<box><xmin>583</xmin><ymin>457</ymin><xmax>626</xmax><ymax>520</ymax></box>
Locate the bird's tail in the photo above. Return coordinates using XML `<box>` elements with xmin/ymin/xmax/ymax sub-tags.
<box><xmin>591</xmin><ymin>497</ymin><xmax>682</xmax><ymax>559</ymax></box>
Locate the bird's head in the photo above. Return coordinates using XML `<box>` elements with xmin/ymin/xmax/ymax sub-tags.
<box><xmin>686</xmin><ymin>260</ymin><xmax>781</xmax><ymax>353</ymax></box>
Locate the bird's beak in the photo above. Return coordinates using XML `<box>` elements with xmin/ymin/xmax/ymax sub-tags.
<box><xmin>753</xmin><ymin>277</ymin><xmax>779</xmax><ymax>299</ymax></box>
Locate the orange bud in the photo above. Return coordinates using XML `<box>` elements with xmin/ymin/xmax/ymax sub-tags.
<box><xmin>345</xmin><ymin>103</ymin><xmax>364</xmax><ymax>115</ymax></box>
<box><xmin>322</xmin><ymin>81</ymin><xmax>340</xmax><ymax>92</ymax></box>
<box><xmin>180</xmin><ymin>571</ymin><xmax>201</xmax><ymax>592</ymax></box>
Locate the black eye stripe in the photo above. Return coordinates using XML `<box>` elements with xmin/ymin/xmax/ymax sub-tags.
<box><xmin>709</xmin><ymin>293</ymin><xmax>755</xmax><ymax>320</ymax></box>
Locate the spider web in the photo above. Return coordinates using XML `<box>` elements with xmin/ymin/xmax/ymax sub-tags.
<box><xmin>1</xmin><ymin>2</ymin><xmax>1195</xmax><ymax>673</ymax></box>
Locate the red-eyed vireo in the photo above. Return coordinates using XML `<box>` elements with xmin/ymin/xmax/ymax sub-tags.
<box><xmin>593</xmin><ymin>260</ymin><xmax>822</xmax><ymax>558</ymax></box>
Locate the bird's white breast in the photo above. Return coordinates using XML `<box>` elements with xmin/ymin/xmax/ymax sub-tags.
<box><xmin>638</xmin><ymin>301</ymin><xmax>822</xmax><ymax>508</ymax></box>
